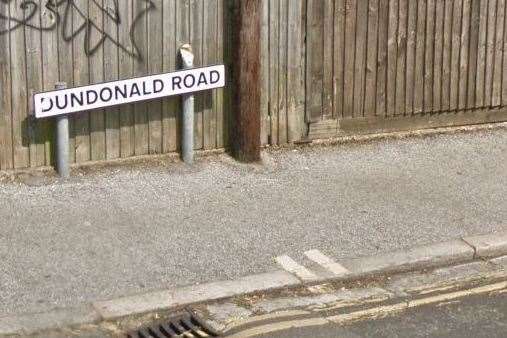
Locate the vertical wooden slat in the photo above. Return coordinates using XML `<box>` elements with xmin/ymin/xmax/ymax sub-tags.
<box><xmin>287</xmin><ymin>0</ymin><xmax>304</xmax><ymax>142</ymax></box>
<box><xmin>118</xmin><ymin>0</ymin><xmax>135</xmax><ymax>157</ymax></box>
<box><xmin>343</xmin><ymin>0</ymin><xmax>357</xmax><ymax>118</ymax></box>
<box><xmin>405</xmin><ymin>0</ymin><xmax>418</xmax><ymax>114</ymax></box>
<box><xmin>190</xmin><ymin>0</ymin><xmax>204</xmax><ymax>150</ymax></box>
<box><xmin>89</xmin><ymin>1</ymin><xmax>106</xmax><ymax>161</ymax></box>
<box><xmin>322</xmin><ymin>0</ymin><xmax>334</xmax><ymax>119</ymax></box>
<box><xmin>278</xmin><ymin>0</ymin><xmax>288</xmax><ymax>143</ymax></box>
<box><xmin>133</xmin><ymin>0</ymin><xmax>149</xmax><ymax>155</ymax></box>
<box><xmin>10</xmin><ymin>1</ymin><xmax>30</xmax><ymax>168</ymax></box>
<box><xmin>466</xmin><ymin>0</ymin><xmax>481</xmax><ymax>109</ymax></box>
<box><xmin>414</xmin><ymin>0</ymin><xmax>427</xmax><ymax>114</ymax></box>
<box><xmin>450</xmin><ymin>0</ymin><xmax>463</xmax><ymax>111</ymax></box>
<box><xmin>458</xmin><ymin>0</ymin><xmax>472</xmax><ymax>110</ymax></box>
<box><xmin>424</xmin><ymin>0</ymin><xmax>435</xmax><ymax>112</ymax></box>
<box><xmin>25</xmin><ymin>0</ymin><xmax>44</xmax><ymax>167</ymax></box>
<box><xmin>386</xmin><ymin>0</ymin><xmax>398</xmax><ymax>116</ymax></box>
<box><xmin>147</xmin><ymin>0</ymin><xmax>163</xmax><ymax>153</ymax></box>
<box><xmin>353</xmin><ymin>0</ymin><xmax>368</xmax><ymax>117</ymax></box>
<box><xmin>503</xmin><ymin>0</ymin><xmax>507</xmax><ymax>106</ymax></box>
<box><xmin>433</xmin><ymin>0</ymin><xmax>445</xmax><ymax>112</ymax></box>
<box><xmin>306</xmin><ymin>0</ymin><xmax>324</xmax><ymax>122</ymax></box>
<box><xmin>484</xmin><ymin>0</ymin><xmax>497</xmax><ymax>107</ymax></box>
<box><xmin>102</xmin><ymin>1</ymin><xmax>119</xmax><ymax>160</ymax></box>
<box><xmin>395</xmin><ymin>0</ymin><xmax>408</xmax><ymax>116</ymax></box>
<box><xmin>203</xmin><ymin>0</ymin><xmax>218</xmax><ymax>149</ymax></box>
<box><xmin>73</xmin><ymin>3</ymin><xmax>91</xmax><ymax>163</ymax></box>
<box><xmin>216</xmin><ymin>0</ymin><xmax>226</xmax><ymax>148</ymax></box>
<box><xmin>162</xmin><ymin>0</ymin><xmax>178</xmax><ymax>153</ymax></box>
<box><xmin>0</xmin><ymin>0</ymin><xmax>13</xmax><ymax>169</ymax></box>
<box><xmin>260</xmin><ymin>0</ymin><xmax>270</xmax><ymax>145</ymax></box>
<box><xmin>492</xmin><ymin>0</ymin><xmax>505</xmax><ymax>107</ymax></box>
<box><xmin>376</xmin><ymin>0</ymin><xmax>389</xmax><ymax>116</ymax></box>
<box><xmin>364</xmin><ymin>0</ymin><xmax>379</xmax><ymax>117</ymax></box>
<box><xmin>334</xmin><ymin>0</ymin><xmax>346</xmax><ymax>118</ymax></box>
<box><xmin>270</xmin><ymin>0</ymin><xmax>280</xmax><ymax>141</ymax></box>
<box><xmin>475</xmin><ymin>0</ymin><xmax>488</xmax><ymax>108</ymax></box>
<box><xmin>442</xmin><ymin>0</ymin><xmax>454</xmax><ymax>111</ymax></box>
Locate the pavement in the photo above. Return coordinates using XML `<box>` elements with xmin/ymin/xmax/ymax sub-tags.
<box><xmin>255</xmin><ymin>291</ymin><xmax>507</xmax><ymax>338</ymax></box>
<box><xmin>0</xmin><ymin>126</ymin><xmax>506</xmax><ymax>318</ymax></box>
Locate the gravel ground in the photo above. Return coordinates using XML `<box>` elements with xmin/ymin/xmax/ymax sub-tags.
<box><xmin>0</xmin><ymin>128</ymin><xmax>506</xmax><ymax>316</ymax></box>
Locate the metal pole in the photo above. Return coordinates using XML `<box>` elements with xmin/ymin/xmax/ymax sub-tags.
<box><xmin>179</xmin><ymin>44</ymin><xmax>195</xmax><ymax>164</ymax></box>
<box><xmin>55</xmin><ymin>82</ymin><xmax>70</xmax><ymax>178</ymax></box>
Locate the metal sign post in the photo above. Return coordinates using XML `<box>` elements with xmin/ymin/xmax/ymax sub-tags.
<box><xmin>54</xmin><ymin>82</ymin><xmax>70</xmax><ymax>178</ymax></box>
<box><xmin>180</xmin><ymin>44</ymin><xmax>195</xmax><ymax>164</ymax></box>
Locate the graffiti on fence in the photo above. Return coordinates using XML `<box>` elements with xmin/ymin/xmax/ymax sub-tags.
<box><xmin>0</xmin><ymin>0</ymin><xmax>155</xmax><ymax>61</ymax></box>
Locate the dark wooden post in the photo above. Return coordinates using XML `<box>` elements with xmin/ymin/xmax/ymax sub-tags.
<box><xmin>230</xmin><ymin>0</ymin><xmax>261</xmax><ymax>162</ymax></box>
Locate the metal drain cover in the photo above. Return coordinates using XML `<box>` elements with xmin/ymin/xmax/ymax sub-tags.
<box><xmin>127</xmin><ymin>311</ymin><xmax>220</xmax><ymax>338</ymax></box>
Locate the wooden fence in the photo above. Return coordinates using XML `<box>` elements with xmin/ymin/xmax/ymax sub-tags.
<box><xmin>1</xmin><ymin>0</ymin><xmax>507</xmax><ymax>170</ymax></box>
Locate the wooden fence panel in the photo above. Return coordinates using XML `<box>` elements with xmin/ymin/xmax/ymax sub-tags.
<box><xmin>1</xmin><ymin>0</ymin><xmax>507</xmax><ymax>169</ymax></box>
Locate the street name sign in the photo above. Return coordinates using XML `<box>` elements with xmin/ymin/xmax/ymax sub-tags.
<box><xmin>34</xmin><ymin>65</ymin><xmax>226</xmax><ymax>118</ymax></box>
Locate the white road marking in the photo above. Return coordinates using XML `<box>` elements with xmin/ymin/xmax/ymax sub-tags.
<box><xmin>275</xmin><ymin>255</ymin><xmax>318</xmax><ymax>281</ymax></box>
<box><xmin>304</xmin><ymin>249</ymin><xmax>350</xmax><ymax>276</ymax></box>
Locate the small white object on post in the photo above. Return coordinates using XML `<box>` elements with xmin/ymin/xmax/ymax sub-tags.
<box><xmin>179</xmin><ymin>44</ymin><xmax>195</xmax><ymax>164</ymax></box>
<box><xmin>54</xmin><ymin>82</ymin><xmax>70</xmax><ymax>178</ymax></box>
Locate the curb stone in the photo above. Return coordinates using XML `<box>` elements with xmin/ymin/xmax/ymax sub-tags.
<box><xmin>0</xmin><ymin>306</ymin><xmax>100</xmax><ymax>337</ymax></box>
<box><xmin>463</xmin><ymin>231</ymin><xmax>507</xmax><ymax>258</ymax></box>
<box><xmin>1</xmin><ymin>231</ymin><xmax>506</xmax><ymax>337</ymax></box>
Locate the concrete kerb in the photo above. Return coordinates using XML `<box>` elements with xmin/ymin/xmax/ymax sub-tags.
<box><xmin>1</xmin><ymin>231</ymin><xmax>506</xmax><ymax>337</ymax></box>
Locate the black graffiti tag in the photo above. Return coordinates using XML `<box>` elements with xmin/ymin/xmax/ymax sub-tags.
<box><xmin>0</xmin><ymin>0</ymin><xmax>155</xmax><ymax>61</ymax></box>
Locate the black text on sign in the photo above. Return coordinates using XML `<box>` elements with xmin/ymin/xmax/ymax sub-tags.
<box><xmin>34</xmin><ymin>65</ymin><xmax>226</xmax><ymax>118</ymax></box>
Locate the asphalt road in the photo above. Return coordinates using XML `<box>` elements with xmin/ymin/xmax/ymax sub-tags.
<box><xmin>256</xmin><ymin>291</ymin><xmax>507</xmax><ymax>338</ymax></box>
<box><xmin>0</xmin><ymin>128</ymin><xmax>506</xmax><ymax>316</ymax></box>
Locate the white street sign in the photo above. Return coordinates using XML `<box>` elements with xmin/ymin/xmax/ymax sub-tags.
<box><xmin>34</xmin><ymin>65</ymin><xmax>226</xmax><ymax>118</ymax></box>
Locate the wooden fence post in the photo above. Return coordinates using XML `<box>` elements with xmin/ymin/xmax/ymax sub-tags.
<box><xmin>230</xmin><ymin>0</ymin><xmax>262</xmax><ymax>162</ymax></box>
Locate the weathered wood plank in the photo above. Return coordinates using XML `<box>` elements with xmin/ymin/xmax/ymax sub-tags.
<box><xmin>147</xmin><ymin>0</ymin><xmax>163</xmax><ymax>153</ymax></box>
<box><xmin>405</xmin><ymin>0</ymin><xmax>418</xmax><ymax>114</ymax></box>
<box><xmin>287</xmin><ymin>0</ymin><xmax>304</xmax><ymax>142</ymax></box>
<box><xmin>414</xmin><ymin>0</ymin><xmax>427</xmax><ymax>114</ymax></box>
<box><xmin>334</xmin><ymin>0</ymin><xmax>346</xmax><ymax>119</ymax></box>
<box><xmin>190</xmin><ymin>0</ymin><xmax>204</xmax><ymax>150</ymax></box>
<box><xmin>278</xmin><ymin>0</ymin><xmax>288</xmax><ymax>144</ymax></box>
<box><xmin>133</xmin><ymin>0</ymin><xmax>149</xmax><ymax>155</ymax></box>
<box><xmin>364</xmin><ymin>0</ymin><xmax>379</xmax><ymax>117</ymax></box>
<box><xmin>0</xmin><ymin>0</ymin><xmax>13</xmax><ymax>169</ymax></box>
<box><xmin>260</xmin><ymin>0</ymin><xmax>270</xmax><ymax>145</ymax></box>
<box><xmin>475</xmin><ymin>0</ymin><xmax>488</xmax><ymax>108</ymax></box>
<box><xmin>216</xmin><ymin>0</ymin><xmax>226</xmax><ymax>148</ymax></box>
<box><xmin>504</xmin><ymin>0</ymin><xmax>507</xmax><ymax>106</ymax></box>
<box><xmin>449</xmin><ymin>0</ymin><xmax>463</xmax><ymax>111</ymax></box>
<box><xmin>353</xmin><ymin>0</ymin><xmax>368</xmax><ymax>117</ymax></box>
<box><xmin>376</xmin><ymin>0</ymin><xmax>389</xmax><ymax>116</ymax></box>
<box><xmin>343</xmin><ymin>0</ymin><xmax>357</xmax><ymax>118</ymax></box>
<box><xmin>386</xmin><ymin>0</ymin><xmax>398</xmax><ymax>116</ymax></box>
<box><xmin>458</xmin><ymin>0</ymin><xmax>472</xmax><ymax>110</ymax></box>
<box><xmin>25</xmin><ymin>0</ymin><xmax>44</xmax><ymax>167</ymax></box>
<box><xmin>441</xmin><ymin>0</ymin><xmax>454</xmax><ymax>111</ymax></box>
<box><xmin>270</xmin><ymin>0</ymin><xmax>280</xmax><ymax>140</ymax></box>
<box><xmin>9</xmin><ymin>1</ymin><xmax>30</xmax><ymax>168</ymax></box>
<box><xmin>484</xmin><ymin>0</ymin><xmax>498</xmax><ymax>107</ymax></box>
<box><xmin>424</xmin><ymin>0</ymin><xmax>435</xmax><ymax>112</ymax></box>
<box><xmin>102</xmin><ymin>0</ymin><xmax>120</xmax><ymax>160</ymax></box>
<box><xmin>466</xmin><ymin>0</ymin><xmax>481</xmax><ymax>109</ymax></box>
<box><xmin>203</xmin><ymin>0</ymin><xmax>218</xmax><ymax>150</ymax></box>
<box><xmin>395</xmin><ymin>0</ymin><xmax>407</xmax><ymax>116</ymax></box>
<box><xmin>306</xmin><ymin>0</ymin><xmax>324</xmax><ymax>122</ymax></box>
<box><xmin>492</xmin><ymin>0</ymin><xmax>505</xmax><ymax>107</ymax></box>
<box><xmin>118</xmin><ymin>0</ymin><xmax>135</xmax><ymax>158</ymax></box>
<box><xmin>322</xmin><ymin>0</ymin><xmax>334</xmax><ymax>119</ymax></box>
<box><xmin>433</xmin><ymin>0</ymin><xmax>445</xmax><ymax>112</ymax></box>
<box><xmin>161</xmin><ymin>0</ymin><xmax>178</xmax><ymax>153</ymax></box>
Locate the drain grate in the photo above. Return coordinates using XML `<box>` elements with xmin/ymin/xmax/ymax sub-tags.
<box><xmin>127</xmin><ymin>311</ymin><xmax>220</xmax><ymax>338</ymax></box>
